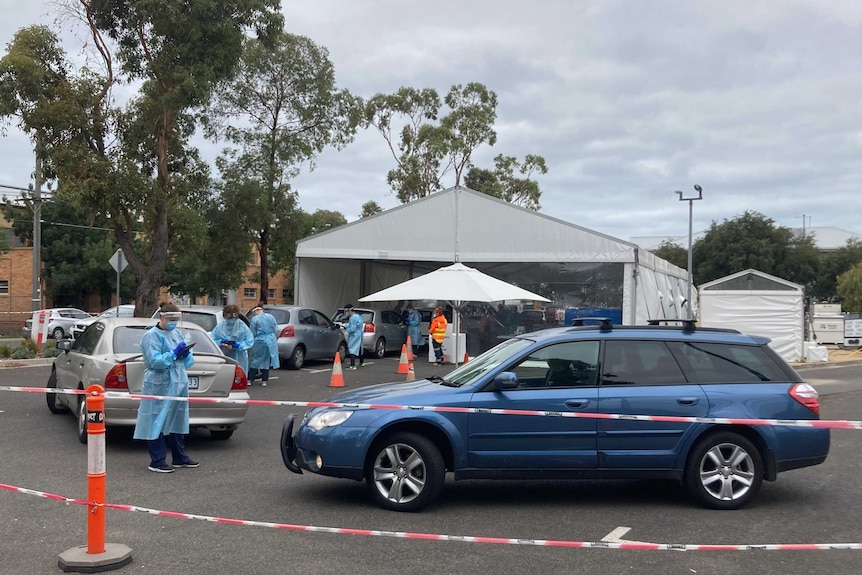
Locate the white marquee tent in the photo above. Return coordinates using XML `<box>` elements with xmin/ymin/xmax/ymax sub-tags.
<box><xmin>294</xmin><ymin>186</ymin><xmax>689</xmax><ymax>326</ymax></box>
<box><xmin>698</xmin><ymin>269</ymin><xmax>804</xmax><ymax>362</ymax></box>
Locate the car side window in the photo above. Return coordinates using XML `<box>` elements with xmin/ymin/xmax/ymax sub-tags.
<box><xmin>667</xmin><ymin>341</ymin><xmax>788</xmax><ymax>383</ymax></box>
<box><xmin>313</xmin><ymin>311</ymin><xmax>332</xmax><ymax>328</ymax></box>
<box><xmin>72</xmin><ymin>322</ymin><xmax>105</xmax><ymax>355</ymax></box>
<box><xmin>298</xmin><ymin>309</ymin><xmax>316</xmax><ymax>325</ymax></box>
<box><xmin>508</xmin><ymin>341</ymin><xmax>600</xmax><ymax>389</ymax></box>
<box><xmin>601</xmin><ymin>340</ymin><xmax>686</xmax><ymax>386</ymax></box>
<box><xmin>382</xmin><ymin>311</ymin><xmax>402</xmax><ymax>325</ymax></box>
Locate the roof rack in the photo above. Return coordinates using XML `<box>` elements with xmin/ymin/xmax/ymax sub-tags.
<box><xmin>569</xmin><ymin>317</ymin><xmax>614</xmax><ymax>331</ymax></box>
<box><xmin>647</xmin><ymin>318</ymin><xmax>697</xmax><ymax>332</ymax></box>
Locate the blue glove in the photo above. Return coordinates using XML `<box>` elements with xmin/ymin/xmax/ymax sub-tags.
<box><xmin>231</xmin><ymin>342</ymin><xmax>240</xmax><ymax>349</ymax></box>
<box><xmin>172</xmin><ymin>342</ymin><xmax>188</xmax><ymax>358</ymax></box>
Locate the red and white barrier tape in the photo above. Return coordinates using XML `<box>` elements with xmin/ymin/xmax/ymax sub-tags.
<box><xmin>0</xmin><ymin>482</ymin><xmax>858</xmax><ymax>551</ymax></box>
<box><xmin>2</xmin><ymin>385</ymin><xmax>861</xmax><ymax>430</ymax></box>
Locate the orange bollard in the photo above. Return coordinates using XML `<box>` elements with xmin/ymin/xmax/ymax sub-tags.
<box><xmin>397</xmin><ymin>344</ymin><xmax>410</xmax><ymax>374</ymax></box>
<box><xmin>405</xmin><ymin>336</ymin><xmax>414</xmax><ymax>361</ymax></box>
<box><xmin>58</xmin><ymin>385</ymin><xmax>132</xmax><ymax>570</ymax></box>
<box><xmin>85</xmin><ymin>384</ymin><xmax>107</xmax><ymax>555</ymax></box>
<box><xmin>329</xmin><ymin>352</ymin><xmax>345</xmax><ymax>387</ymax></box>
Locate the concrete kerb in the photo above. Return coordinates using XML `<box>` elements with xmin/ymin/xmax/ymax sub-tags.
<box><xmin>0</xmin><ymin>357</ymin><xmax>55</xmax><ymax>369</ymax></box>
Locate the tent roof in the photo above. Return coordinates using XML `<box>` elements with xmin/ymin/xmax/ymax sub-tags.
<box><xmin>699</xmin><ymin>269</ymin><xmax>803</xmax><ymax>292</ymax></box>
<box><xmin>296</xmin><ymin>186</ymin><xmax>638</xmax><ymax>263</ymax></box>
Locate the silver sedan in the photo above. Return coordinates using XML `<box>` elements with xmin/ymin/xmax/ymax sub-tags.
<box><xmin>47</xmin><ymin>317</ymin><xmax>249</xmax><ymax>443</ymax></box>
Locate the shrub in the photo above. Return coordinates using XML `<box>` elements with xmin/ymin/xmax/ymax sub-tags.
<box><xmin>0</xmin><ymin>345</ymin><xmax>12</xmax><ymax>358</ymax></box>
<box><xmin>41</xmin><ymin>346</ymin><xmax>63</xmax><ymax>358</ymax></box>
<box><xmin>11</xmin><ymin>347</ymin><xmax>36</xmax><ymax>359</ymax></box>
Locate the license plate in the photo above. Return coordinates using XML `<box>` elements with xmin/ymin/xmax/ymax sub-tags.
<box><xmin>188</xmin><ymin>376</ymin><xmax>199</xmax><ymax>390</ymax></box>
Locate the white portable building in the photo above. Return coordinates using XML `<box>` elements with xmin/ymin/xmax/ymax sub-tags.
<box><xmin>698</xmin><ymin>269</ymin><xmax>804</xmax><ymax>362</ymax></box>
<box><xmin>294</xmin><ymin>187</ymin><xmax>689</xmax><ymax>329</ymax></box>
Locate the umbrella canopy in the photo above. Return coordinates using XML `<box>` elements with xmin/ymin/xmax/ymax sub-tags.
<box><xmin>358</xmin><ymin>263</ymin><xmax>550</xmax><ymax>305</ymax></box>
<box><xmin>359</xmin><ymin>263</ymin><xmax>550</xmax><ymax>366</ymax></box>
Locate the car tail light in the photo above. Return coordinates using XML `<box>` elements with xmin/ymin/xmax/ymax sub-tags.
<box><xmin>105</xmin><ymin>364</ymin><xmax>128</xmax><ymax>390</ymax></box>
<box><xmin>364</xmin><ymin>323</ymin><xmax>375</xmax><ymax>333</ymax></box>
<box><xmin>280</xmin><ymin>325</ymin><xmax>295</xmax><ymax>338</ymax></box>
<box><xmin>231</xmin><ymin>366</ymin><xmax>248</xmax><ymax>390</ymax></box>
<box><xmin>790</xmin><ymin>383</ymin><xmax>820</xmax><ymax>415</ymax></box>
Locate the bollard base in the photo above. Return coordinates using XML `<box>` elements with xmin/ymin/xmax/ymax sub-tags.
<box><xmin>58</xmin><ymin>543</ymin><xmax>133</xmax><ymax>573</ymax></box>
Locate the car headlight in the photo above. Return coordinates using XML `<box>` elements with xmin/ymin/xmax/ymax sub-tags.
<box><xmin>306</xmin><ymin>410</ymin><xmax>353</xmax><ymax>431</ymax></box>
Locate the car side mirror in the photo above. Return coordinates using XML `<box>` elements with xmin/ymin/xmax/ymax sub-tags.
<box><xmin>494</xmin><ymin>371</ymin><xmax>519</xmax><ymax>390</ymax></box>
<box><xmin>56</xmin><ymin>340</ymin><xmax>72</xmax><ymax>354</ymax></box>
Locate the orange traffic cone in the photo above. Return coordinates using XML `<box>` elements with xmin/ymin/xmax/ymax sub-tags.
<box><xmin>397</xmin><ymin>344</ymin><xmax>410</xmax><ymax>374</ymax></box>
<box><xmin>329</xmin><ymin>352</ymin><xmax>345</xmax><ymax>387</ymax></box>
<box><xmin>463</xmin><ymin>352</ymin><xmax>469</xmax><ymax>364</ymax></box>
<box><xmin>406</xmin><ymin>336</ymin><xmax>414</xmax><ymax>361</ymax></box>
<box><xmin>406</xmin><ymin>363</ymin><xmax>415</xmax><ymax>381</ymax></box>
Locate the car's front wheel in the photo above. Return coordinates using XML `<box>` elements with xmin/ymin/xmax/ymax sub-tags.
<box><xmin>46</xmin><ymin>371</ymin><xmax>69</xmax><ymax>414</ymax></box>
<box><xmin>52</xmin><ymin>327</ymin><xmax>65</xmax><ymax>340</ymax></box>
<box><xmin>685</xmin><ymin>432</ymin><xmax>763</xmax><ymax>510</ymax></box>
<box><xmin>76</xmin><ymin>394</ymin><xmax>88</xmax><ymax>444</ymax></box>
<box><xmin>287</xmin><ymin>345</ymin><xmax>305</xmax><ymax>370</ymax></box>
<box><xmin>366</xmin><ymin>432</ymin><xmax>445</xmax><ymax>512</ymax></box>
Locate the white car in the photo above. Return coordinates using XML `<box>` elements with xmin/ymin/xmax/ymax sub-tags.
<box><xmin>71</xmin><ymin>304</ymin><xmax>137</xmax><ymax>339</ymax></box>
<box><xmin>47</xmin><ymin>317</ymin><xmax>249</xmax><ymax>443</ymax></box>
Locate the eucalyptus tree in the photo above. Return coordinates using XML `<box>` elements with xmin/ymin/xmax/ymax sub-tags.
<box><xmin>360</xmin><ymin>200</ymin><xmax>383</xmax><ymax>218</ymax></box>
<box><xmin>464</xmin><ymin>153</ymin><xmax>548</xmax><ymax>210</ymax></box>
<box><xmin>205</xmin><ymin>32</ymin><xmax>363</xmax><ymax>303</ymax></box>
<box><xmin>0</xmin><ymin>1</ymin><xmax>283</xmax><ymax>315</ymax></box>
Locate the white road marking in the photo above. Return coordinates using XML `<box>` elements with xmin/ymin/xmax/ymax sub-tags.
<box><xmin>601</xmin><ymin>526</ymin><xmax>685</xmax><ymax>551</ymax></box>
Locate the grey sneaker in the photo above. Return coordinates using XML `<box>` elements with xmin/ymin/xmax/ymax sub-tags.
<box><xmin>261</xmin><ymin>381</ymin><xmax>267</xmax><ymax>387</ymax></box>
<box><xmin>148</xmin><ymin>463</ymin><xmax>175</xmax><ymax>473</ymax></box>
<box><xmin>347</xmin><ymin>366</ymin><xmax>357</xmax><ymax>370</ymax></box>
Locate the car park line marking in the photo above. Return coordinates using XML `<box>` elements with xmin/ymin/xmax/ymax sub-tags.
<box><xmin>303</xmin><ymin>369</ymin><xmax>331</xmax><ymax>374</ymax></box>
<box><xmin>1</xmin><ymin>482</ymin><xmax>861</xmax><ymax>551</ymax></box>
<box><xmin>4</xmin><ymin>385</ymin><xmax>862</xmax><ymax>430</ymax></box>
<box><xmin>601</xmin><ymin>527</ymin><xmax>682</xmax><ymax>551</ymax></box>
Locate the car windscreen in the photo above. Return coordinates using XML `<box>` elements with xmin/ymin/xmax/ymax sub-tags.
<box><xmin>444</xmin><ymin>337</ymin><xmax>534</xmax><ymax>387</ymax></box>
<box><xmin>177</xmin><ymin>312</ymin><xmax>217</xmax><ymax>332</ymax></box>
<box><xmin>113</xmin><ymin>325</ymin><xmax>221</xmax><ymax>355</ymax></box>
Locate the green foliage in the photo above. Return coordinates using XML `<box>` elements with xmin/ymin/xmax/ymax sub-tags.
<box><xmin>360</xmin><ymin>200</ymin><xmax>383</xmax><ymax>218</ymax></box>
<box><xmin>837</xmin><ymin>262</ymin><xmax>862</xmax><ymax>313</ymax></box>
<box><xmin>440</xmin><ymin>83</ymin><xmax>498</xmax><ymax>186</ymax></box>
<box><xmin>11</xmin><ymin>346</ymin><xmax>36</xmax><ymax>359</ymax></box>
<box><xmin>464</xmin><ymin>153</ymin><xmax>548</xmax><ymax>210</ymax></box>
<box><xmin>205</xmin><ymin>31</ymin><xmax>362</xmax><ymax>302</ymax></box>
<box><xmin>650</xmin><ymin>240</ymin><xmax>689</xmax><ymax>270</ymax></box>
<box><xmin>814</xmin><ymin>239</ymin><xmax>862</xmax><ymax>300</ymax></box>
<box><xmin>41</xmin><ymin>345</ymin><xmax>64</xmax><ymax>358</ymax></box>
<box><xmin>0</xmin><ymin>345</ymin><xmax>12</xmax><ymax>358</ymax></box>
<box><xmin>693</xmin><ymin>211</ymin><xmax>797</xmax><ymax>285</ymax></box>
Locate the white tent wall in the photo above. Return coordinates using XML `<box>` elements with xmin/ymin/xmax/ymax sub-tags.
<box><xmin>699</xmin><ymin>291</ymin><xmax>804</xmax><ymax>362</ymax></box>
<box><xmin>632</xmin><ymin>250</ymin><xmax>690</xmax><ymax>324</ymax></box>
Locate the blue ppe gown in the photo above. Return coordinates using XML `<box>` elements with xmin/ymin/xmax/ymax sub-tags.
<box><xmin>250</xmin><ymin>312</ymin><xmax>280</xmax><ymax>370</ymax></box>
<box><xmin>210</xmin><ymin>319</ymin><xmax>254</xmax><ymax>375</ymax></box>
<box><xmin>133</xmin><ymin>325</ymin><xmax>195</xmax><ymax>440</ymax></box>
<box><xmin>346</xmin><ymin>312</ymin><xmax>364</xmax><ymax>356</ymax></box>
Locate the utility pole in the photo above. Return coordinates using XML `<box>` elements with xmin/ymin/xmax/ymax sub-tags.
<box><xmin>31</xmin><ymin>151</ymin><xmax>43</xmax><ymax>311</ymax></box>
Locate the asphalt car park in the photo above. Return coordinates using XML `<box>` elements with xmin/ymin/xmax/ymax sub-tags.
<box><xmin>1</xmin><ymin>358</ymin><xmax>861</xmax><ymax>575</ymax></box>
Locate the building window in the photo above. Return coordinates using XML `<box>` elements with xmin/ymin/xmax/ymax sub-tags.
<box><xmin>282</xmin><ymin>288</ymin><xmax>294</xmax><ymax>303</ymax></box>
<box><xmin>0</xmin><ymin>280</ymin><xmax>7</xmax><ymax>294</ymax></box>
<box><xmin>243</xmin><ymin>287</ymin><xmax>257</xmax><ymax>299</ymax></box>
<box><xmin>267</xmin><ymin>289</ymin><xmax>275</xmax><ymax>300</ymax></box>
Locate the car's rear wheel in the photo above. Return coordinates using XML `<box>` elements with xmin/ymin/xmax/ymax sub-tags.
<box><xmin>374</xmin><ymin>337</ymin><xmax>386</xmax><ymax>359</ymax></box>
<box><xmin>685</xmin><ymin>432</ymin><xmax>763</xmax><ymax>510</ymax></box>
<box><xmin>76</xmin><ymin>394</ymin><xmax>88</xmax><ymax>444</ymax></box>
<box><xmin>287</xmin><ymin>345</ymin><xmax>305</xmax><ymax>370</ymax></box>
<box><xmin>210</xmin><ymin>429</ymin><xmax>234</xmax><ymax>441</ymax></box>
<box><xmin>52</xmin><ymin>327</ymin><xmax>65</xmax><ymax>340</ymax></box>
<box><xmin>46</xmin><ymin>371</ymin><xmax>69</xmax><ymax>414</ymax></box>
<box><xmin>366</xmin><ymin>432</ymin><xmax>444</xmax><ymax>512</ymax></box>
<box><xmin>337</xmin><ymin>341</ymin><xmax>348</xmax><ymax>362</ymax></box>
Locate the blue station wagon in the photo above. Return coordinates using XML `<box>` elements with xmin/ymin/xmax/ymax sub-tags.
<box><xmin>282</xmin><ymin>320</ymin><xmax>829</xmax><ymax>511</ymax></box>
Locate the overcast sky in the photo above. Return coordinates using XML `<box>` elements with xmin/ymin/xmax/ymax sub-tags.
<box><xmin>1</xmin><ymin>0</ymin><xmax>860</xmax><ymax>242</ymax></box>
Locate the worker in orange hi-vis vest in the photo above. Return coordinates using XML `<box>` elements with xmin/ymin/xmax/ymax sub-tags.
<box><xmin>429</xmin><ymin>307</ymin><xmax>448</xmax><ymax>366</ymax></box>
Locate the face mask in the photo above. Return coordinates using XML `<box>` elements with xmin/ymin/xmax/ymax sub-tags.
<box><xmin>225</xmin><ymin>319</ymin><xmax>237</xmax><ymax>328</ymax></box>
<box><xmin>165</xmin><ymin>321</ymin><xmax>178</xmax><ymax>331</ymax></box>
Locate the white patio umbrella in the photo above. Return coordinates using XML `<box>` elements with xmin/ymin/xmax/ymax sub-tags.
<box><xmin>358</xmin><ymin>263</ymin><xmax>550</xmax><ymax>366</ymax></box>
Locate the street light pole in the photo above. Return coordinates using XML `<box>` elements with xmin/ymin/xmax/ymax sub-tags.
<box><xmin>675</xmin><ymin>184</ymin><xmax>703</xmax><ymax>320</ymax></box>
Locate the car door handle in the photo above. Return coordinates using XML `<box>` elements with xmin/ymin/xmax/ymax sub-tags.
<box><xmin>676</xmin><ymin>397</ymin><xmax>700</xmax><ymax>406</ymax></box>
<box><xmin>565</xmin><ymin>399</ymin><xmax>590</xmax><ymax>409</ymax></box>
<box><xmin>79</xmin><ymin>362</ymin><xmax>85</xmax><ymax>368</ymax></box>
